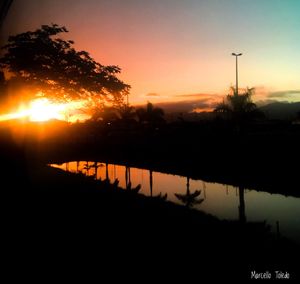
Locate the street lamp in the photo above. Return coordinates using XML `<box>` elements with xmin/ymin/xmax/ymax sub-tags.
<box><xmin>231</xmin><ymin>52</ymin><xmax>242</xmax><ymax>95</ymax></box>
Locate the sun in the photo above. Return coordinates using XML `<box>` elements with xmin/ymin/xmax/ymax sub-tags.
<box><xmin>28</xmin><ymin>98</ymin><xmax>66</xmax><ymax>121</ymax></box>
<box><xmin>0</xmin><ymin>96</ymin><xmax>89</xmax><ymax>123</ymax></box>
<box><xmin>0</xmin><ymin>98</ymin><xmax>74</xmax><ymax>122</ymax></box>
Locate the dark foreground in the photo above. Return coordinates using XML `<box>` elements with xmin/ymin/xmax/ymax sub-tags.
<box><xmin>1</xmin><ymin>122</ymin><xmax>300</xmax><ymax>282</ymax></box>
<box><xmin>2</xmin><ymin>162</ymin><xmax>299</xmax><ymax>282</ymax></box>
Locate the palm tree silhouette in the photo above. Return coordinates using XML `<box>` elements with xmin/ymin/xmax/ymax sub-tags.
<box><xmin>175</xmin><ymin>177</ymin><xmax>204</xmax><ymax>208</ymax></box>
<box><xmin>214</xmin><ymin>87</ymin><xmax>263</xmax><ymax>127</ymax></box>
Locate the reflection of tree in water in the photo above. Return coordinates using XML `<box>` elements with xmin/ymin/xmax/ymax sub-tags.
<box><xmin>83</xmin><ymin>161</ymin><xmax>91</xmax><ymax>175</ymax></box>
<box><xmin>148</xmin><ymin>170</ymin><xmax>167</xmax><ymax>200</ymax></box>
<box><xmin>106</xmin><ymin>162</ymin><xmax>109</xmax><ymax>180</ymax></box>
<box><xmin>149</xmin><ymin>170</ymin><xmax>153</xmax><ymax>197</ymax></box>
<box><xmin>125</xmin><ymin>182</ymin><xmax>141</xmax><ymax>194</ymax></box>
<box><xmin>125</xmin><ymin>166</ymin><xmax>131</xmax><ymax>187</ymax></box>
<box><xmin>175</xmin><ymin>177</ymin><xmax>204</xmax><ymax>208</ymax></box>
<box><xmin>91</xmin><ymin>162</ymin><xmax>100</xmax><ymax>180</ymax></box>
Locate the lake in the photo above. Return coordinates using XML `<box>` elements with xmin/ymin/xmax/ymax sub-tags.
<box><xmin>51</xmin><ymin>161</ymin><xmax>300</xmax><ymax>243</ymax></box>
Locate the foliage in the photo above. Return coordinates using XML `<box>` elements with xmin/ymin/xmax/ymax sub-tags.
<box><xmin>136</xmin><ymin>102</ymin><xmax>165</xmax><ymax>125</ymax></box>
<box><xmin>214</xmin><ymin>87</ymin><xmax>264</xmax><ymax>123</ymax></box>
<box><xmin>118</xmin><ymin>105</ymin><xmax>136</xmax><ymax>121</ymax></box>
<box><xmin>89</xmin><ymin>105</ymin><xmax>118</xmax><ymax>123</ymax></box>
<box><xmin>89</xmin><ymin>104</ymin><xmax>137</xmax><ymax>123</ymax></box>
<box><xmin>0</xmin><ymin>24</ymin><xmax>130</xmax><ymax>103</ymax></box>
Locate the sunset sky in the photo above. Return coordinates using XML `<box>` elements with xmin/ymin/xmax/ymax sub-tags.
<box><xmin>2</xmin><ymin>0</ymin><xmax>300</xmax><ymax>106</ymax></box>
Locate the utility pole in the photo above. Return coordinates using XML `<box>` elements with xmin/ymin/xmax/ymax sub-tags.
<box><xmin>231</xmin><ymin>53</ymin><xmax>242</xmax><ymax>95</ymax></box>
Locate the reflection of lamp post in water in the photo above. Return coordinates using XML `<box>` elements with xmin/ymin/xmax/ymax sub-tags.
<box><xmin>125</xmin><ymin>166</ymin><xmax>131</xmax><ymax>187</ymax></box>
<box><xmin>231</xmin><ymin>52</ymin><xmax>242</xmax><ymax>96</ymax></box>
<box><xmin>149</xmin><ymin>170</ymin><xmax>153</xmax><ymax>197</ymax></box>
<box><xmin>238</xmin><ymin>186</ymin><xmax>246</xmax><ymax>223</ymax></box>
<box><xmin>105</xmin><ymin>162</ymin><xmax>109</xmax><ymax>180</ymax></box>
<box><xmin>92</xmin><ymin>162</ymin><xmax>99</xmax><ymax>180</ymax></box>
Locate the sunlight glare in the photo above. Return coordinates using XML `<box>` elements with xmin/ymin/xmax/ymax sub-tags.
<box><xmin>29</xmin><ymin>98</ymin><xmax>66</xmax><ymax>121</ymax></box>
<box><xmin>0</xmin><ymin>97</ymin><xmax>86</xmax><ymax>122</ymax></box>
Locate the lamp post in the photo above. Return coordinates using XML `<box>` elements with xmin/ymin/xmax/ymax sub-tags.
<box><xmin>231</xmin><ymin>52</ymin><xmax>242</xmax><ymax>96</ymax></box>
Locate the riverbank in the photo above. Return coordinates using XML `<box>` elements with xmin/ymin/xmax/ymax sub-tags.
<box><xmin>35</xmin><ymin>123</ymin><xmax>300</xmax><ymax>198</ymax></box>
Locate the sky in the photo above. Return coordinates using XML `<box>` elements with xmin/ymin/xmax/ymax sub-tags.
<box><xmin>2</xmin><ymin>0</ymin><xmax>300</xmax><ymax>106</ymax></box>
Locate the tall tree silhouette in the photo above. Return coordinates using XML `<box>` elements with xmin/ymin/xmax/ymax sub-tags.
<box><xmin>0</xmin><ymin>24</ymin><xmax>130</xmax><ymax>104</ymax></box>
<box><xmin>214</xmin><ymin>87</ymin><xmax>263</xmax><ymax>126</ymax></box>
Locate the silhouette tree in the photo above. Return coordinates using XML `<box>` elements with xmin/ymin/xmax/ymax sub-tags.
<box><xmin>214</xmin><ymin>87</ymin><xmax>264</xmax><ymax>126</ymax></box>
<box><xmin>0</xmin><ymin>24</ymin><xmax>130</xmax><ymax>104</ymax></box>
<box><xmin>117</xmin><ymin>104</ymin><xmax>136</xmax><ymax>122</ymax></box>
<box><xmin>89</xmin><ymin>105</ymin><xmax>119</xmax><ymax>124</ymax></box>
<box><xmin>136</xmin><ymin>102</ymin><xmax>165</xmax><ymax>126</ymax></box>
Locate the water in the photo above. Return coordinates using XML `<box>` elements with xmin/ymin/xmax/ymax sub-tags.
<box><xmin>51</xmin><ymin>161</ymin><xmax>300</xmax><ymax>243</ymax></box>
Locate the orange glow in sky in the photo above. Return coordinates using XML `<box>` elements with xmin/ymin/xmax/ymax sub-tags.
<box><xmin>0</xmin><ymin>97</ymin><xmax>86</xmax><ymax>122</ymax></box>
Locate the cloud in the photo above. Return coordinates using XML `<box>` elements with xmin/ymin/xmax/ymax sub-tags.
<box><xmin>175</xmin><ymin>93</ymin><xmax>219</xmax><ymax>99</ymax></box>
<box><xmin>155</xmin><ymin>96</ymin><xmax>221</xmax><ymax>113</ymax></box>
<box><xmin>145</xmin><ymin>92</ymin><xmax>160</xmax><ymax>97</ymax></box>
<box><xmin>255</xmin><ymin>99</ymin><xmax>281</xmax><ymax>107</ymax></box>
<box><xmin>268</xmin><ymin>90</ymin><xmax>300</xmax><ymax>98</ymax></box>
<box><xmin>137</xmin><ymin>92</ymin><xmax>224</xmax><ymax>112</ymax></box>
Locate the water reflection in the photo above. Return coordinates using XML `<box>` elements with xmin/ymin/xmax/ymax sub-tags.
<box><xmin>238</xmin><ymin>186</ymin><xmax>246</xmax><ymax>224</ymax></box>
<box><xmin>51</xmin><ymin>161</ymin><xmax>300</xmax><ymax>243</ymax></box>
<box><xmin>149</xmin><ymin>170</ymin><xmax>153</xmax><ymax>197</ymax></box>
<box><xmin>175</xmin><ymin>177</ymin><xmax>204</xmax><ymax>208</ymax></box>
